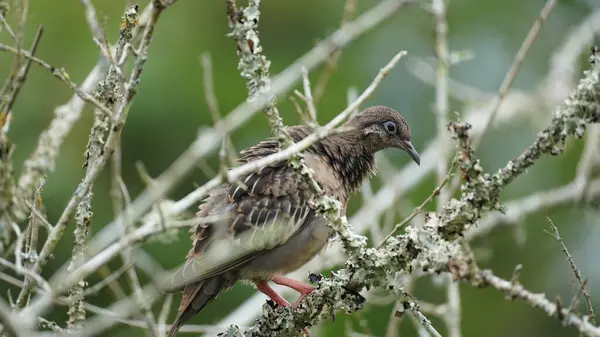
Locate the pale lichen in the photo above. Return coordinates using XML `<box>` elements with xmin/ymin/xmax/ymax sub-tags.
<box><xmin>67</xmin><ymin>5</ymin><xmax>140</xmax><ymax>330</ymax></box>
<box><xmin>217</xmin><ymin>49</ymin><xmax>600</xmax><ymax>337</ymax></box>
<box><xmin>225</xmin><ymin>0</ymin><xmax>323</xmax><ymax>198</ymax></box>
<box><xmin>0</xmin><ymin>111</ymin><xmax>15</xmax><ymax>255</ymax></box>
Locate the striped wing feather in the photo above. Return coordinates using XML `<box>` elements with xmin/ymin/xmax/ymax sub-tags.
<box><xmin>160</xmin><ymin>131</ymin><xmax>317</xmax><ymax>293</ymax></box>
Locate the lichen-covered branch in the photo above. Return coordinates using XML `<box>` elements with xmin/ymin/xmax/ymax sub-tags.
<box><xmin>0</xmin><ymin>43</ymin><xmax>114</xmax><ymax>121</ymax></box>
<box><xmin>17</xmin><ymin>0</ymin><xmax>174</xmax><ymax>319</ymax></box>
<box><xmin>215</xmin><ymin>48</ymin><xmax>600</xmax><ymax>337</ymax></box>
<box><xmin>472</xmin><ymin>0</ymin><xmax>556</xmax><ymax>150</ymax></box>
<box><xmin>65</xmin><ymin>5</ymin><xmax>139</xmax><ymax>331</ymax></box>
<box><xmin>25</xmin><ymin>5</ymin><xmax>415</xmax><ymax>315</ymax></box>
<box><xmin>218</xmin><ymin>208</ymin><xmax>469</xmax><ymax>336</ymax></box>
<box><xmin>441</xmin><ymin>48</ymin><xmax>600</xmax><ymax>238</ymax></box>
<box><xmin>12</xmin><ymin>4</ymin><xmax>156</xmax><ymax>226</ymax></box>
<box><xmin>33</xmin><ymin>49</ymin><xmax>408</xmax><ymax>315</ymax></box>
<box><xmin>472</xmin><ymin>270</ymin><xmax>600</xmax><ymax>336</ymax></box>
<box><xmin>547</xmin><ymin>219</ymin><xmax>596</xmax><ymax>325</ymax></box>
<box><xmin>0</xmin><ymin>25</ymin><xmax>42</xmax><ymax>256</ymax></box>
<box><xmin>0</xmin><ymin>111</ymin><xmax>16</xmax><ymax>256</ymax></box>
<box><xmin>226</xmin><ymin>0</ymin><xmax>323</xmax><ymax>199</ymax></box>
<box><xmin>81</xmin><ymin>0</ymin><xmax>413</xmax><ymax>265</ymax></box>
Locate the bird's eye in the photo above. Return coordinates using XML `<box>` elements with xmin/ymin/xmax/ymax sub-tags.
<box><xmin>383</xmin><ymin>121</ymin><xmax>397</xmax><ymax>134</ymax></box>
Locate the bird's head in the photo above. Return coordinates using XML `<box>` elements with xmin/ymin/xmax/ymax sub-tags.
<box><xmin>345</xmin><ymin>105</ymin><xmax>420</xmax><ymax>165</ymax></box>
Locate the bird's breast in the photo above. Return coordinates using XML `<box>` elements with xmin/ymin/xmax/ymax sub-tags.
<box><xmin>303</xmin><ymin>152</ymin><xmax>347</xmax><ymax>199</ymax></box>
<box><xmin>241</xmin><ymin>216</ymin><xmax>333</xmax><ymax>280</ymax></box>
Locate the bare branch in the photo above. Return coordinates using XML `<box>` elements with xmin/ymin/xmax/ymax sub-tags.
<box><xmin>432</xmin><ymin>0</ymin><xmax>451</xmax><ymax>210</ymax></box>
<box><xmin>546</xmin><ymin>218</ymin><xmax>595</xmax><ymax>325</ymax></box>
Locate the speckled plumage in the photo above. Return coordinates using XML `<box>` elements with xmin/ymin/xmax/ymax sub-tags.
<box><xmin>161</xmin><ymin>106</ymin><xmax>419</xmax><ymax>337</ymax></box>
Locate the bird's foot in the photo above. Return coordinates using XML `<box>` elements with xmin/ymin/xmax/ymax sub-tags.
<box><xmin>255</xmin><ymin>281</ymin><xmax>291</xmax><ymax>307</ymax></box>
<box><xmin>270</xmin><ymin>274</ymin><xmax>315</xmax><ymax>308</ymax></box>
<box><xmin>291</xmin><ymin>289</ymin><xmax>314</xmax><ymax>309</ymax></box>
<box><xmin>255</xmin><ymin>277</ymin><xmax>314</xmax><ymax>337</ymax></box>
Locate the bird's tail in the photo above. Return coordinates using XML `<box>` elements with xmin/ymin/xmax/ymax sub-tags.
<box><xmin>167</xmin><ymin>276</ymin><xmax>225</xmax><ymax>337</ymax></box>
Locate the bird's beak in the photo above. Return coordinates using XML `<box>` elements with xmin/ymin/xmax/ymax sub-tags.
<box><xmin>402</xmin><ymin>140</ymin><xmax>420</xmax><ymax>166</ymax></box>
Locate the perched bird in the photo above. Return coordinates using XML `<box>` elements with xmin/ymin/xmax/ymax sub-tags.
<box><xmin>160</xmin><ymin>106</ymin><xmax>420</xmax><ymax>336</ymax></box>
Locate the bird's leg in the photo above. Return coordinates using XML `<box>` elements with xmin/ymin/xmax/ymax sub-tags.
<box><xmin>255</xmin><ymin>280</ymin><xmax>312</xmax><ymax>337</ymax></box>
<box><xmin>255</xmin><ymin>281</ymin><xmax>291</xmax><ymax>307</ymax></box>
<box><xmin>271</xmin><ymin>275</ymin><xmax>315</xmax><ymax>308</ymax></box>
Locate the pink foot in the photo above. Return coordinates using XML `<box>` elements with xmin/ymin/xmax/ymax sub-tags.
<box><xmin>255</xmin><ymin>277</ymin><xmax>314</xmax><ymax>337</ymax></box>
<box><xmin>270</xmin><ymin>274</ymin><xmax>315</xmax><ymax>309</ymax></box>
<box><xmin>255</xmin><ymin>281</ymin><xmax>291</xmax><ymax>307</ymax></box>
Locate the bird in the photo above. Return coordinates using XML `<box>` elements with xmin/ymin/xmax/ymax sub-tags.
<box><xmin>160</xmin><ymin>105</ymin><xmax>420</xmax><ymax>337</ymax></box>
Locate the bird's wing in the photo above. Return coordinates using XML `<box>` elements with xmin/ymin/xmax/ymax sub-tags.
<box><xmin>160</xmin><ymin>134</ymin><xmax>318</xmax><ymax>293</ymax></box>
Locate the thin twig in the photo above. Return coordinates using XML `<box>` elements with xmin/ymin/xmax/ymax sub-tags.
<box><xmin>378</xmin><ymin>155</ymin><xmax>456</xmax><ymax>248</ymax></box>
<box><xmin>0</xmin><ymin>25</ymin><xmax>43</xmax><ymax>115</ymax></box>
<box><xmin>313</xmin><ymin>0</ymin><xmax>357</xmax><ymax>104</ymax></box>
<box><xmin>67</xmin><ymin>5</ymin><xmax>141</xmax><ymax>329</ymax></box>
<box><xmin>0</xmin><ymin>256</ymin><xmax>51</xmax><ymax>294</ymax></box>
<box><xmin>80</xmin><ymin>0</ymin><xmax>110</xmax><ymax>54</ymax></box>
<box><xmin>117</xmin><ymin>178</ymin><xmax>160</xmax><ymax>337</ymax></box>
<box><xmin>405</xmin><ymin>302</ymin><xmax>443</xmax><ymax>337</ymax></box>
<box><xmin>301</xmin><ymin>67</ymin><xmax>318</xmax><ymax>125</ymax></box>
<box><xmin>575</xmin><ymin>125</ymin><xmax>600</xmax><ymax>201</ymax></box>
<box><xmin>201</xmin><ymin>52</ymin><xmax>237</xmax><ymax>166</ymax></box>
<box><xmin>467</xmin><ymin>179</ymin><xmax>600</xmax><ymax>240</ymax></box>
<box><xmin>472</xmin><ymin>0</ymin><xmax>556</xmax><ymax>151</ymax></box>
<box><xmin>0</xmin><ymin>0</ymin><xmax>28</xmax><ymax>108</ymax></box>
<box><xmin>159</xmin><ymin>294</ymin><xmax>173</xmax><ymax>337</ymax></box>
<box><xmin>0</xmin><ymin>10</ymin><xmax>16</xmax><ymax>41</ymax></box>
<box><xmin>18</xmin><ymin>176</ymin><xmax>46</xmax><ymax>308</ymax></box>
<box><xmin>475</xmin><ymin>270</ymin><xmax>600</xmax><ymax>337</ymax></box>
<box><xmin>0</xmin><ymin>42</ymin><xmax>114</xmax><ymax>118</ymax></box>
<box><xmin>546</xmin><ymin>218</ymin><xmax>595</xmax><ymax>324</ymax></box>
<box><xmin>201</xmin><ymin>52</ymin><xmax>221</xmax><ymax>123</ymax></box>
<box><xmin>82</xmin><ymin>263</ymin><xmax>131</xmax><ymax>296</ymax></box>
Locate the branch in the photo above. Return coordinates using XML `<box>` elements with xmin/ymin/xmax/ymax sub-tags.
<box><xmin>49</xmin><ymin>0</ymin><xmax>413</xmax><ymax>301</ymax></box>
<box><xmin>432</xmin><ymin>0</ymin><xmax>451</xmax><ymax>209</ymax></box>
<box><xmin>214</xmin><ymin>49</ymin><xmax>600</xmax><ymax>336</ymax></box>
<box><xmin>357</xmin><ymin>9</ymin><xmax>600</xmax><ymax>241</ymax></box>
<box><xmin>0</xmin><ymin>43</ymin><xmax>114</xmax><ymax>119</ymax></box>
<box><xmin>226</xmin><ymin>0</ymin><xmax>323</xmax><ymax>197</ymax></box>
<box><xmin>65</xmin><ymin>4</ymin><xmax>140</xmax><ymax>330</ymax></box>
<box><xmin>474</xmin><ymin>270</ymin><xmax>600</xmax><ymax>337</ymax></box>
<box><xmin>14</xmin><ymin>3</ymin><xmax>155</xmax><ymax>221</ymax></box>
<box><xmin>18</xmin><ymin>0</ymin><xmax>174</xmax><ymax>320</ymax></box>
<box><xmin>34</xmin><ymin>49</ymin><xmax>407</xmax><ymax>315</ymax></box>
<box><xmin>546</xmin><ymin>219</ymin><xmax>595</xmax><ymax>325</ymax></box>
<box><xmin>472</xmin><ymin>0</ymin><xmax>557</xmax><ymax>150</ymax></box>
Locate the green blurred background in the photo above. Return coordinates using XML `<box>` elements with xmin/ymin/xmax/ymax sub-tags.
<box><xmin>1</xmin><ymin>0</ymin><xmax>599</xmax><ymax>336</ymax></box>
